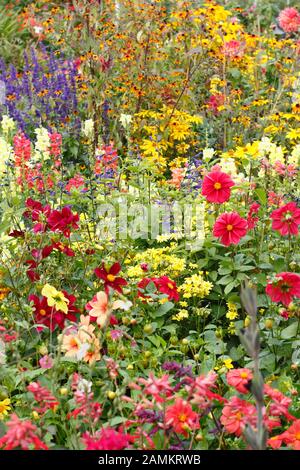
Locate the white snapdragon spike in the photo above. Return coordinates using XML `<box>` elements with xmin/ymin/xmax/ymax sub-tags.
<box><xmin>77</xmin><ymin>378</ymin><xmax>93</xmax><ymax>393</ymax></box>
<box><xmin>259</xmin><ymin>136</ymin><xmax>273</xmax><ymax>155</ymax></box>
<box><xmin>119</xmin><ymin>113</ymin><xmax>132</xmax><ymax>129</ymax></box>
<box><xmin>1</xmin><ymin>115</ymin><xmax>15</xmax><ymax>134</ymax></box>
<box><xmin>269</xmin><ymin>145</ymin><xmax>285</xmax><ymax>165</ymax></box>
<box><xmin>289</xmin><ymin>144</ymin><xmax>300</xmax><ymax>166</ymax></box>
<box><xmin>34</xmin><ymin>127</ymin><xmax>50</xmax><ymax>161</ymax></box>
<box><xmin>112</xmin><ymin>299</ymin><xmax>132</xmax><ymax>311</ymax></box>
<box><xmin>0</xmin><ymin>136</ymin><xmax>13</xmax><ymax>174</ymax></box>
<box><xmin>203</xmin><ymin>147</ymin><xmax>214</xmax><ymax>162</ymax></box>
<box><xmin>0</xmin><ymin>339</ymin><xmax>6</xmax><ymax>365</ymax></box>
<box><xmin>81</xmin><ymin>119</ymin><xmax>94</xmax><ymax>138</ymax></box>
<box><xmin>33</xmin><ymin>26</ymin><xmax>43</xmax><ymax>35</ymax></box>
<box><xmin>219</xmin><ymin>157</ymin><xmax>237</xmax><ymax>176</ymax></box>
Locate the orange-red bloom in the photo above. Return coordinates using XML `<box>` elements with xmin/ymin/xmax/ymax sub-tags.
<box><xmin>220</xmin><ymin>396</ymin><xmax>256</xmax><ymax>436</ymax></box>
<box><xmin>227</xmin><ymin>368</ymin><xmax>253</xmax><ymax>394</ymax></box>
<box><xmin>165</xmin><ymin>398</ymin><xmax>199</xmax><ymax>437</ymax></box>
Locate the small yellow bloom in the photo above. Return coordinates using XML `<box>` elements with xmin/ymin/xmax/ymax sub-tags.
<box><xmin>223</xmin><ymin>358</ymin><xmax>234</xmax><ymax>370</ymax></box>
<box><xmin>0</xmin><ymin>398</ymin><xmax>11</xmax><ymax>419</ymax></box>
<box><xmin>41</xmin><ymin>284</ymin><xmax>69</xmax><ymax>313</ymax></box>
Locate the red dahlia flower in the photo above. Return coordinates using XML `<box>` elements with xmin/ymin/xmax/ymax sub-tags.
<box><xmin>271</xmin><ymin>201</ymin><xmax>300</xmax><ymax>236</ymax></box>
<box><xmin>47</xmin><ymin>206</ymin><xmax>79</xmax><ymax>237</ymax></box>
<box><xmin>281</xmin><ymin>420</ymin><xmax>300</xmax><ymax>450</ymax></box>
<box><xmin>213</xmin><ymin>212</ymin><xmax>248</xmax><ymax>246</ymax></box>
<box><xmin>165</xmin><ymin>398</ymin><xmax>199</xmax><ymax>437</ymax></box>
<box><xmin>94</xmin><ymin>262</ymin><xmax>127</xmax><ymax>294</ymax></box>
<box><xmin>137</xmin><ymin>276</ymin><xmax>179</xmax><ymax>302</ymax></box>
<box><xmin>264</xmin><ymin>384</ymin><xmax>296</xmax><ymax>422</ymax></box>
<box><xmin>220</xmin><ymin>396</ymin><xmax>256</xmax><ymax>436</ymax></box>
<box><xmin>202</xmin><ymin>170</ymin><xmax>234</xmax><ymax>204</ymax></box>
<box><xmin>266</xmin><ymin>272</ymin><xmax>300</xmax><ymax>306</ymax></box>
<box><xmin>155</xmin><ymin>276</ymin><xmax>180</xmax><ymax>302</ymax></box>
<box><xmin>227</xmin><ymin>368</ymin><xmax>253</xmax><ymax>394</ymax></box>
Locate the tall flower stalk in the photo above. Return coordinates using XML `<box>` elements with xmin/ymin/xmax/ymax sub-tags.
<box><xmin>239</xmin><ymin>283</ymin><xmax>267</xmax><ymax>450</ymax></box>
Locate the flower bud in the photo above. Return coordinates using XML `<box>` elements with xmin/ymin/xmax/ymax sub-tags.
<box><xmin>265</xmin><ymin>319</ymin><xmax>273</xmax><ymax>329</ymax></box>
<box><xmin>107</xmin><ymin>391</ymin><xmax>116</xmax><ymax>400</ymax></box>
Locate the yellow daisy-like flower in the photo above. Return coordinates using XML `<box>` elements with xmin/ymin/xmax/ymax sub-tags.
<box><xmin>226</xmin><ymin>302</ymin><xmax>239</xmax><ymax>320</ymax></box>
<box><xmin>223</xmin><ymin>358</ymin><xmax>234</xmax><ymax>370</ymax></box>
<box><xmin>41</xmin><ymin>284</ymin><xmax>69</xmax><ymax>313</ymax></box>
<box><xmin>0</xmin><ymin>398</ymin><xmax>11</xmax><ymax>419</ymax></box>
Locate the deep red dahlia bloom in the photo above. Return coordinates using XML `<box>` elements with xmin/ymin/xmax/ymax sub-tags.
<box><xmin>202</xmin><ymin>170</ymin><xmax>234</xmax><ymax>204</ymax></box>
<box><xmin>165</xmin><ymin>398</ymin><xmax>199</xmax><ymax>437</ymax></box>
<box><xmin>155</xmin><ymin>276</ymin><xmax>180</xmax><ymax>302</ymax></box>
<box><xmin>213</xmin><ymin>212</ymin><xmax>248</xmax><ymax>246</ymax></box>
<box><xmin>271</xmin><ymin>202</ymin><xmax>300</xmax><ymax>236</ymax></box>
<box><xmin>227</xmin><ymin>368</ymin><xmax>253</xmax><ymax>394</ymax></box>
<box><xmin>94</xmin><ymin>262</ymin><xmax>127</xmax><ymax>294</ymax></box>
<box><xmin>47</xmin><ymin>206</ymin><xmax>79</xmax><ymax>237</ymax></box>
<box><xmin>266</xmin><ymin>272</ymin><xmax>300</xmax><ymax>306</ymax></box>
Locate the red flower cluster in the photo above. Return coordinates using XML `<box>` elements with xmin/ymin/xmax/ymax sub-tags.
<box><xmin>138</xmin><ymin>276</ymin><xmax>180</xmax><ymax>302</ymax></box>
<box><xmin>202</xmin><ymin>170</ymin><xmax>234</xmax><ymax>204</ymax></box>
<box><xmin>14</xmin><ymin>132</ymin><xmax>31</xmax><ymax>166</ymax></box>
<box><xmin>268</xmin><ymin>420</ymin><xmax>300</xmax><ymax>450</ymax></box>
<box><xmin>24</xmin><ymin>198</ymin><xmax>79</xmax><ymax>238</ymax></box>
<box><xmin>207</xmin><ymin>93</ymin><xmax>225</xmax><ymax>114</ymax></box>
<box><xmin>47</xmin><ymin>206</ymin><xmax>79</xmax><ymax>237</ymax></box>
<box><xmin>82</xmin><ymin>428</ymin><xmax>131</xmax><ymax>450</ymax></box>
<box><xmin>29</xmin><ymin>292</ymin><xmax>78</xmax><ymax>330</ymax></box>
<box><xmin>247</xmin><ymin>203</ymin><xmax>260</xmax><ymax>230</ymax></box>
<box><xmin>27</xmin><ymin>381</ymin><xmax>59</xmax><ymax>414</ymax></box>
<box><xmin>266</xmin><ymin>272</ymin><xmax>300</xmax><ymax>306</ymax></box>
<box><xmin>94</xmin><ymin>262</ymin><xmax>127</xmax><ymax>294</ymax></box>
<box><xmin>0</xmin><ymin>414</ymin><xmax>48</xmax><ymax>450</ymax></box>
<box><xmin>49</xmin><ymin>132</ymin><xmax>62</xmax><ymax>160</ymax></box>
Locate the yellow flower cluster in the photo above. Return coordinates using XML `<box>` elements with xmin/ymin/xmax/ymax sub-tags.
<box><xmin>126</xmin><ymin>246</ymin><xmax>186</xmax><ymax>278</ymax></box>
<box><xmin>133</xmin><ymin>106</ymin><xmax>202</xmax><ymax>172</ymax></box>
<box><xmin>172</xmin><ymin>309</ymin><xmax>189</xmax><ymax>321</ymax></box>
<box><xmin>179</xmin><ymin>273</ymin><xmax>213</xmax><ymax>299</ymax></box>
<box><xmin>226</xmin><ymin>302</ymin><xmax>239</xmax><ymax>320</ymax></box>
